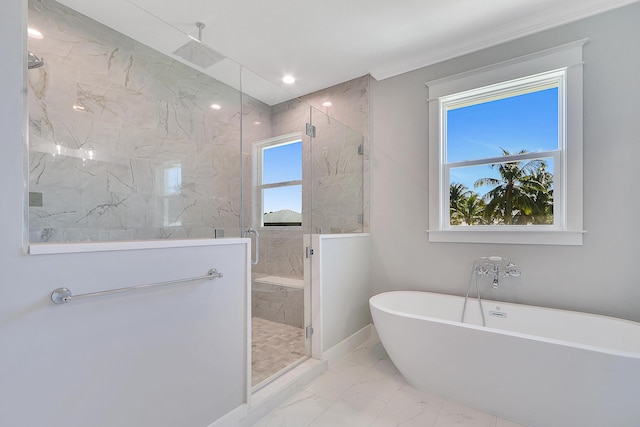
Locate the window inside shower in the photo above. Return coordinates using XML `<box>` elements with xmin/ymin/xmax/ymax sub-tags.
<box><xmin>260</xmin><ymin>139</ymin><xmax>302</xmax><ymax>227</ymax></box>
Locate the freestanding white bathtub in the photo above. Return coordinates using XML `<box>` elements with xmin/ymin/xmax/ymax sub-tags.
<box><xmin>370</xmin><ymin>291</ymin><xmax>640</xmax><ymax>427</ymax></box>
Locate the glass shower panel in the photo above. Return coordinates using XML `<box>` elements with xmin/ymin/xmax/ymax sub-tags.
<box><xmin>27</xmin><ymin>0</ymin><xmax>243</xmax><ymax>243</ymax></box>
<box><xmin>240</xmin><ymin>67</ymin><xmax>311</xmax><ymax>387</ymax></box>
<box><xmin>309</xmin><ymin>106</ymin><xmax>364</xmax><ymax>234</ymax></box>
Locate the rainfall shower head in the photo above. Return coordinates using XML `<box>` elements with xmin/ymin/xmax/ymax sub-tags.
<box><xmin>172</xmin><ymin>22</ymin><xmax>225</xmax><ymax>69</ymax></box>
<box><xmin>28</xmin><ymin>51</ymin><xmax>44</xmax><ymax>69</ymax></box>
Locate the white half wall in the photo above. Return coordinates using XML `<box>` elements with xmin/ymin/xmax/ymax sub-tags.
<box><xmin>369</xmin><ymin>2</ymin><xmax>640</xmax><ymax>322</ymax></box>
<box><xmin>0</xmin><ymin>2</ymin><xmax>250</xmax><ymax>426</ymax></box>
<box><xmin>307</xmin><ymin>234</ymin><xmax>372</xmax><ymax>357</ymax></box>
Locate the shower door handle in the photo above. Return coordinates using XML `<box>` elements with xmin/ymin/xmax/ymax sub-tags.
<box><xmin>243</xmin><ymin>227</ymin><xmax>260</xmax><ymax>265</ymax></box>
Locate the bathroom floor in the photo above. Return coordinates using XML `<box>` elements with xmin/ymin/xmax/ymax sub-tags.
<box><xmin>252</xmin><ymin>317</ymin><xmax>306</xmax><ymax>386</ymax></box>
<box><xmin>248</xmin><ymin>339</ymin><xmax>526</xmax><ymax>427</ymax></box>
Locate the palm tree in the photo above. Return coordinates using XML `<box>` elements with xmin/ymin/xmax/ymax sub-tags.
<box><xmin>517</xmin><ymin>163</ymin><xmax>554</xmax><ymax>224</ymax></box>
<box><xmin>455</xmin><ymin>193</ymin><xmax>486</xmax><ymax>225</ymax></box>
<box><xmin>449</xmin><ymin>182</ymin><xmax>472</xmax><ymax>225</ymax></box>
<box><xmin>474</xmin><ymin>149</ymin><xmax>551</xmax><ymax>225</ymax></box>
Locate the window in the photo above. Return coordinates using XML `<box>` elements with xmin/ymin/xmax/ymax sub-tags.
<box><xmin>427</xmin><ymin>40</ymin><xmax>586</xmax><ymax>245</ymax></box>
<box><xmin>160</xmin><ymin>163</ymin><xmax>183</xmax><ymax>227</ymax></box>
<box><xmin>254</xmin><ymin>134</ymin><xmax>302</xmax><ymax>227</ymax></box>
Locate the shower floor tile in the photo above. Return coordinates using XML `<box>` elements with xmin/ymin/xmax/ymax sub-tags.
<box><xmin>252</xmin><ymin>317</ymin><xmax>306</xmax><ymax>386</ymax></box>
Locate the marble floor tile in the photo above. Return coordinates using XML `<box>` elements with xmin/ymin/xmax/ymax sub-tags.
<box><xmin>343</xmin><ymin>340</ymin><xmax>388</xmax><ymax>367</ymax></box>
<box><xmin>308</xmin><ymin>389</ymin><xmax>386</xmax><ymax>427</ymax></box>
<box><xmin>372</xmin><ymin>384</ymin><xmax>445</xmax><ymax>427</ymax></box>
<box><xmin>248</xmin><ymin>339</ymin><xmax>529</xmax><ymax>427</ymax></box>
<box><xmin>434</xmin><ymin>400</ymin><xmax>497</xmax><ymax>427</ymax></box>
<box><xmin>250</xmin><ymin>390</ymin><xmax>332</xmax><ymax>427</ymax></box>
<box><xmin>343</xmin><ymin>359</ymin><xmax>404</xmax><ymax>402</ymax></box>
<box><xmin>304</xmin><ymin>359</ymin><xmax>368</xmax><ymax>401</ymax></box>
<box><xmin>496</xmin><ymin>418</ymin><xmax>527</xmax><ymax>427</ymax></box>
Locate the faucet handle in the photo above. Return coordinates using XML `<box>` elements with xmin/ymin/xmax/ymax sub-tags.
<box><xmin>504</xmin><ymin>268</ymin><xmax>521</xmax><ymax>278</ymax></box>
<box><xmin>475</xmin><ymin>266</ymin><xmax>489</xmax><ymax>275</ymax></box>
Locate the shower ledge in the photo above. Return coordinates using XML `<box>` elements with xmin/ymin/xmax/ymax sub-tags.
<box><xmin>254</xmin><ymin>276</ymin><xmax>304</xmax><ymax>289</ymax></box>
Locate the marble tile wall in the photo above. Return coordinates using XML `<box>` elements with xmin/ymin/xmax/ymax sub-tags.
<box><xmin>252</xmin><ymin>281</ymin><xmax>304</xmax><ymax>328</ymax></box>
<box><xmin>28</xmin><ymin>0</ymin><xmax>243</xmax><ymax>243</ymax></box>
<box><xmin>299</xmin><ymin>75</ymin><xmax>370</xmax><ymax>233</ymax></box>
<box><xmin>247</xmin><ymin>77</ymin><xmax>370</xmax><ymax>282</ymax></box>
<box><xmin>27</xmin><ymin>0</ymin><xmax>369</xmax><ymax>292</ymax></box>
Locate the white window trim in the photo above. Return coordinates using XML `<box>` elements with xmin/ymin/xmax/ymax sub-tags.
<box><xmin>426</xmin><ymin>39</ymin><xmax>587</xmax><ymax>245</ymax></box>
<box><xmin>251</xmin><ymin>132</ymin><xmax>302</xmax><ymax>229</ymax></box>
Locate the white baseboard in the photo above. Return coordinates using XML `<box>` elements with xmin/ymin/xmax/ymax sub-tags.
<box><xmin>322</xmin><ymin>323</ymin><xmax>374</xmax><ymax>367</ymax></box>
<box><xmin>207</xmin><ymin>404</ymin><xmax>248</xmax><ymax>427</ymax></box>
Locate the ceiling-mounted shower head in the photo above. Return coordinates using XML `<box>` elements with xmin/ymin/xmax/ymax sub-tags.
<box><xmin>28</xmin><ymin>51</ymin><xmax>44</xmax><ymax>69</ymax></box>
<box><xmin>172</xmin><ymin>22</ymin><xmax>226</xmax><ymax>69</ymax></box>
<box><xmin>195</xmin><ymin>22</ymin><xmax>205</xmax><ymax>42</ymax></box>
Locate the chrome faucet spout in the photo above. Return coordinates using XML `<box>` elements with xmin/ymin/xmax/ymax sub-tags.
<box><xmin>491</xmin><ymin>263</ymin><xmax>500</xmax><ymax>288</ymax></box>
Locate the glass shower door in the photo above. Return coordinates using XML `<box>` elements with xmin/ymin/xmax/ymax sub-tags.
<box><xmin>241</xmin><ymin>67</ymin><xmax>311</xmax><ymax>388</ymax></box>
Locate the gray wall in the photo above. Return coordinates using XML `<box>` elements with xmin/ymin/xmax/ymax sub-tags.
<box><xmin>370</xmin><ymin>3</ymin><xmax>640</xmax><ymax>322</ymax></box>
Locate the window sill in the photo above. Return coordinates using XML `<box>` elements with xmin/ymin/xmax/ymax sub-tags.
<box><xmin>427</xmin><ymin>229</ymin><xmax>585</xmax><ymax>246</ymax></box>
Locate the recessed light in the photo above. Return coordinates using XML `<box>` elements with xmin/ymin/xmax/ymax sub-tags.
<box><xmin>322</xmin><ymin>101</ymin><xmax>332</xmax><ymax>107</ymax></box>
<box><xmin>28</xmin><ymin>27</ymin><xmax>43</xmax><ymax>39</ymax></box>
<box><xmin>254</xmin><ymin>121</ymin><xmax>261</xmax><ymax>125</ymax></box>
<box><xmin>210</xmin><ymin>104</ymin><xmax>221</xmax><ymax>110</ymax></box>
<box><xmin>282</xmin><ymin>75</ymin><xmax>295</xmax><ymax>84</ymax></box>
<box><xmin>72</xmin><ymin>104</ymin><xmax>86</xmax><ymax>111</ymax></box>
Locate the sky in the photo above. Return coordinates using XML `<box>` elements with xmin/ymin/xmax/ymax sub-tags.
<box><xmin>447</xmin><ymin>87</ymin><xmax>558</xmax><ymax>194</ymax></box>
<box><xmin>262</xmin><ymin>141</ymin><xmax>302</xmax><ymax>213</ymax></box>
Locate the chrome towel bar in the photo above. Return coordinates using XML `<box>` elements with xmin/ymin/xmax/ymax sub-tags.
<box><xmin>50</xmin><ymin>268</ymin><xmax>223</xmax><ymax>304</ymax></box>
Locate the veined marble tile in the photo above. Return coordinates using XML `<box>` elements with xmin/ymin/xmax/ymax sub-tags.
<box><xmin>308</xmin><ymin>387</ymin><xmax>386</xmax><ymax>427</ymax></box>
<box><xmin>344</xmin><ymin>340</ymin><xmax>389</xmax><ymax>368</ymax></box>
<box><xmin>372</xmin><ymin>384</ymin><xmax>445</xmax><ymax>427</ymax></box>
<box><xmin>28</xmin><ymin>1</ymin><xmax>370</xmax><ymax>244</ymax></box>
<box><xmin>304</xmin><ymin>359</ymin><xmax>368</xmax><ymax>402</ymax></box>
<box><xmin>343</xmin><ymin>359</ymin><xmax>404</xmax><ymax>402</ymax></box>
<box><xmin>250</xmin><ymin>390</ymin><xmax>332</xmax><ymax>427</ymax></box>
<box><xmin>495</xmin><ymin>418</ymin><xmax>527</xmax><ymax>427</ymax></box>
<box><xmin>252</xmin><ymin>281</ymin><xmax>304</xmax><ymax>328</ymax></box>
<box><xmin>27</xmin><ymin>0</ymin><xmax>244</xmax><ymax>243</ymax></box>
<box><xmin>434</xmin><ymin>400</ymin><xmax>497</xmax><ymax>427</ymax></box>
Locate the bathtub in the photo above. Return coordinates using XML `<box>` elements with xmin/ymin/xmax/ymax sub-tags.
<box><xmin>370</xmin><ymin>291</ymin><xmax>640</xmax><ymax>427</ymax></box>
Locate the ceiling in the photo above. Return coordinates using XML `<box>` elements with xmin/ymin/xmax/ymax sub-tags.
<box><xmin>58</xmin><ymin>0</ymin><xmax>638</xmax><ymax>105</ymax></box>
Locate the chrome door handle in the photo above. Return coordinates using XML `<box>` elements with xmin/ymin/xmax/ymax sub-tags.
<box><xmin>243</xmin><ymin>227</ymin><xmax>260</xmax><ymax>265</ymax></box>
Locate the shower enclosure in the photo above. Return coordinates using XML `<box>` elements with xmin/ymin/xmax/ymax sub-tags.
<box><xmin>27</xmin><ymin>0</ymin><xmax>367</xmax><ymax>388</ymax></box>
<box><xmin>241</xmin><ymin>78</ymin><xmax>366</xmax><ymax>385</ymax></box>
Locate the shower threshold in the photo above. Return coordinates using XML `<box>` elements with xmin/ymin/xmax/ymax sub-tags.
<box><xmin>251</xmin><ymin>355</ymin><xmax>310</xmax><ymax>393</ymax></box>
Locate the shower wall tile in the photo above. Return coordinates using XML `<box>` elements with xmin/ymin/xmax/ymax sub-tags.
<box><xmin>28</xmin><ymin>0</ymin><xmax>243</xmax><ymax>243</ymax></box>
<box><xmin>253</xmin><ymin>231</ymin><xmax>305</xmax><ymax>278</ymax></box>
<box><xmin>252</xmin><ymin>281</ymin><xmax>304</xmax><ymax>328</ymax></box>
<box><xmin>28</xmin><ymin>0</ymin><xmax>370</xmax><ymax>251</ymax></box>
<box><xmin>300</xmin><ymin>75</ymin><xmax>370</xmax><ymax>140</ymax></box>
<box><xmin>242</xmin><ymin>76</ymin><xmax>370</xmax><ymax>285</ymax></box>
<box><xmin>270</xmin><ymin>76</ymin><xmax>370</xmax><ymax>235</ymax></box>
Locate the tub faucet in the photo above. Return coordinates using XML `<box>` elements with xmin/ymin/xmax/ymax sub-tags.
<box><xmin>491</xmin><ymin>263</ymin><xmax>500</xmax><ymax>289</ymax></box>
<box><xmin>462</xmin><ymin>256</ymin><xmax>521</xmax><ymax>327</ymax></box>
